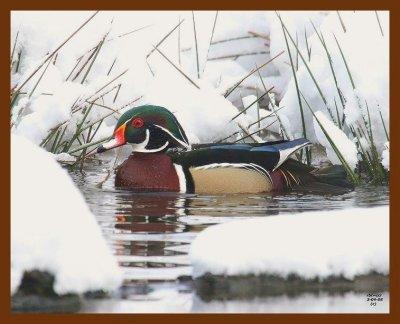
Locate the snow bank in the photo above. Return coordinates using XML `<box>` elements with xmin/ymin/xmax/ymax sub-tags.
<box><xmin>11</xmin><ymin>134</ymin><xmax>122</xmax><ymax>295</ymax></box>
<box><xmin>190</xmin><ymin>206</ymin><xmax>389</xmax><ymax>279</ymax></box>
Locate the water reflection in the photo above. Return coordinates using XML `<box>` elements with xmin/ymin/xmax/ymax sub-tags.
<box><xmin>70</xmin><ymin>161</ymin><xmax>389</xmax><ymax>313</ymax></box>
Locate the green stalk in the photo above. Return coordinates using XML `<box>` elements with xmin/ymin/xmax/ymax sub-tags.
<box><xmin>11</xmin><ymin>30</ymin><xmax>19</xmax><ymax>66</ymax></box>
<box><xmin>310</xmin><ymin>21</ymin><xmax>346</xmax><ymax>113</ymax></box>
<box><xmin>277</xmin><ymin>13</ymin><xmax>327</xmax><ymax>105</ymax></box>
<box><xmin>279</xmin><ymin>15</ymin><xmax>309</xmax><ymax>164</ymax></box>
<box><xmin>375</xmin><ymin>11</ymin><xmax>384</xmax><ymax>37</ymax></box>
<box><xmin>304</xmin><ymin>27</ymin><xmax>311</xmax><ymax>61</ymax></box>
<box><xmin>333</xmin><ymin>33</ymin><xmax>355</xmax><ymax>89</ymax></box>
<box><xmin>203</xmin><ymin>11</ymin><xmax>219</xmax><ymax>73</ymax></box>
<box><xmin>68</xmin><ymin>136</ymin><xmax>111</xmax><ymax>154</ymax></box>
<box><xmin>379</xmin><ymin>109</ymin><xmax>389</xmax><ymax>141</ymax></box>
<box><xmin>50</xmin><ymin>127</ymin><xmax>62</xmax><ymax>153</ymax></box>
<box><xmin>64</xmin><ymin>102</ymin><xmax>95</xmax><ymax>152</ymax></box>
<box><xmin>29</xmin><ymin>54</ymin><xmax>54</xmax><ymax>98</ymax></box>
<box><xmin>336</xmin><ymin>11</ymin><xmax>346</xmax><ymax>33</ymax></box>
<box><xmin>192</xmin><ymin>11</ymin><xmax>200</xmax><ymax>79</ymax></box>
<box><xmin>81</xmin><ymin>34</ymin><xmax>106</xmax><ymax>84</ymax></box>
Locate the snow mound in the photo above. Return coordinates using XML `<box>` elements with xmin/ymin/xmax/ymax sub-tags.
<box><xmin>11</xmin><ymin>134</ymin><xmax>122</xmax><ymax>295</ymax></box>
<box><xmin>190</xmin><ymin>206</ymin><xmax>388</xmax><ymax>280</ymax></box>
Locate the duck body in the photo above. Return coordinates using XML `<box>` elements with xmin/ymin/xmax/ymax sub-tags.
<box><xmin>96</xmin><ymin>105</ymin><xmax>352</xmax><ymax>195</ymax></box>
<box><xmin>115</xmin><ymin>139</ymin><xmax>328</xmax><ymax>194</ymax></box>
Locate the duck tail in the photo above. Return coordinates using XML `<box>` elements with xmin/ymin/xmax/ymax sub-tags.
<box><xmin>280</xmin><ymin>159</ymin><xmax>354</xmax><ymax>195</ymax></box>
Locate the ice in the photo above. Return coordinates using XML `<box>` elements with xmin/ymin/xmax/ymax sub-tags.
<box><xmin>11</xmin><ymin>134</ymin><xmax>122</xmax><ymax>295</ymax></box>
<box><xmin>190</xmin><ymin>206</ymin><xmax>389</xmax><ymax>279</ymax></box>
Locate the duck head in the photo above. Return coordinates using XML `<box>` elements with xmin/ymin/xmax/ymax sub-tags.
<box><xmin>97</xmin><ymin>105</ymin><xmax>190</xmax><ymax>154</ymax></box>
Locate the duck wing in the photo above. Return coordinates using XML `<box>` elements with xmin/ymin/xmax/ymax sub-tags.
<box><xmin>170</xmin><ymin>138</ymin><xmax>311</xmax><ymax>172</ymax></box>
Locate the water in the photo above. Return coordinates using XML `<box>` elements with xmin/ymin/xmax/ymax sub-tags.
<box><xmin>70</xmin><ymin>160</ymin><xmax>389</xmax><ymax>313</ymax></box>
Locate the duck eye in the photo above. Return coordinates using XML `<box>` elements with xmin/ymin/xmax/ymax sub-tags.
<box><xmin>131</xmin><ymin>117</ymin><xmax>144</xmax><ymax>128</ymax></box>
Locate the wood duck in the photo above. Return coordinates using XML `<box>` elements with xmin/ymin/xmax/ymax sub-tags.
<box><xmin>95</xmin><ymin>105</ymin><xmax>352</xmax><ymax>194</ymax></box>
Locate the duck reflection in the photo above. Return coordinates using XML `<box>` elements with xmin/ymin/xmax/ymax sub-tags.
<box><xmin>112</xmin><ymin>192</ymin><xmax>283</xmax><ymax>271</ymax></box>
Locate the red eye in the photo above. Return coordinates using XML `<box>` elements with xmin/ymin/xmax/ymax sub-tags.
<box><xmin>131</xmin><ymin>117</ymin><xmax>144</xmax><ymax>128</ymax></box>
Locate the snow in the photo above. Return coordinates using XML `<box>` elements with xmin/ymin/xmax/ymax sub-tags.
<box><xmin>190</xmin><ymin>206</ymin><xmax>389</xmax><ymax>279</ymax></box>
<box><xmin>11</xmin><ymin>134</ymin><xmax>122</xmax><ymax>295</ymax></box>
<box><xmin>11</xmin><ymin>10</ymin><xmax>389</xmax><ymax>168</ymax></box>
<box><xmin>313</xmin><ymin>110</ymin><xmax>358</xmax><ymax>169</ymax></box>
<box><xmin>54</xmin><ymin>152</ymin><xmax>77</xmax><ymax>164</ymax></box>
<box><xmin>272</xmin><ymin>11</ymin><xmax>389</xmax><ymax>160</ymax></box>
<box><xmin>381</xmin><ymin>141</ymin><xmax>389</xmax><ymax>171</ymax></box>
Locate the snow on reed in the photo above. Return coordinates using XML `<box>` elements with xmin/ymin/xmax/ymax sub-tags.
<box><xmin>313</xmin><ymin>111</ymin><xmax>358</xmax><ymax>169</ymax></box>
<box><xmin>271</xmin><ymin>11</ymin><xmax>389</xmax><ymax>152</ymax></box>
<box><xmin>11</xmin><ymin>134</ymin><xmax>122</xmax><ymax>294</ymax></box>
<box><xmin>381</xmin><ymin>142</ymin><xmax>389</xmax><ymax>171</ymax></box>
<box><xmin>190</xmin><ymin>206</ymin><xmax>388</xmax><ymax>279</ymax></box>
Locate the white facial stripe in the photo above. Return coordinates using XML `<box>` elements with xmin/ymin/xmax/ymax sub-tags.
<box><xmin>154</xmin><ymin>124</ymin><xmax>190</xmax><ymax>149</ymax></box>
<box><xmin>174</xmin><ymin>164</ymin><xmax>187</xmax><ymax>193</ymax></box>
<box><xmin>131</xmin><ymin>129</ymin><xmax>170</xmax><ymax>153</ymax></box>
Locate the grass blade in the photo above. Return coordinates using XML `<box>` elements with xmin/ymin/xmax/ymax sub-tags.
<box><xmin>279</xmin><ymin>14</ymin><xmax>309</xmax><ymax>164</ymax></box>
<box><xmin>375</xmin><ymin>11</ymin><xmax>384</xmax><ymax>37</ymax></box>
<box><xmin>333</xmin><ymin>33</ymin><xmax>355</xmax><ymax>89</ymax></box>
<box><xmin>192</xmin><ymin>11</ymin><xmax>200</xmax><ymax>79</ymax></box>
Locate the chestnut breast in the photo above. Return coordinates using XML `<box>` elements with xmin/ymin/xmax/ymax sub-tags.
<box><xmin>115</xmin><ymin>153</ymin><xmax>181</xmax><ymax>192</ymax></box>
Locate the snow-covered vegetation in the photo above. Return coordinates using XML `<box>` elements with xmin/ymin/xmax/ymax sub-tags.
<box><xmin>190</xmin><ymin>206</ymin><xmax>389</xmax><ymax>279</ymax></box>
<box><xmin>10</xmin><ymin>11</ymin><xmax>389</xmax><ymax>184</ymax></box>
<box><xmin>11</xmin><ymin>134</ymin><xmax>122</xmax><ymax>295</ymax></box>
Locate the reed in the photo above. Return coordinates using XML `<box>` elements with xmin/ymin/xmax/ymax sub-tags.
<box><xmin>278</xmin><ymin>13</ymin><xmax>310</xmax><ymax>164</ymax></box>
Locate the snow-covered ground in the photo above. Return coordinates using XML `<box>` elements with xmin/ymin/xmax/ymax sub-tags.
<box><xmin>190</xmin><ymin>206</ymin><xmax>389</xmax><ymax>279</ymax></box>
<box><xmin>11</xmin><ymin>134</ymin><xmax>122</xmax><ymax>295</ymax></box>
<box><xmin>10</xmin><ymin>11</ymin><xmax>389</xmax><ymax>170</ymax></box>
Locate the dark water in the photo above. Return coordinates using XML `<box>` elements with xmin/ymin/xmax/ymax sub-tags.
<box><xmin>70</xmin><ymin>159</ymin><xmax>389</xmax><ymax>313</ymax></box>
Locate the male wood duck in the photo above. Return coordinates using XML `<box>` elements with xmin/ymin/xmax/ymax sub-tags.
<box><xmin>95</xmin><ymin>105</ymin><xmax>352</xmax><ymax>194</ymax></box>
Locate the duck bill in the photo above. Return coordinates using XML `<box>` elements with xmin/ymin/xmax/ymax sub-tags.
<box><xmin>97</xmin><ymin>124</ymin><xmax>126</xmax><ymax>153</ymax></box>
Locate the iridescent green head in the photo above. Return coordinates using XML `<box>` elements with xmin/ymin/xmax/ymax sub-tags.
<box><xmin>97</xmin><ymin>105</ymin><xmax>190</xmax><ymax>154</ymax></box>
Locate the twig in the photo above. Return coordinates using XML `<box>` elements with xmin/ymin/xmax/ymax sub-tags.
<box><xmin>224</xmin><ymin>50</ymin><xmax>284</xmax><ymax>98</ymax></box>
<box><xmin>146</xmin><ymin>19</ymin><xmax>185</xmax><ymax>59</ymax></box>
<box><xmin>153</xmin><ymin>45</ymin><xmax>200</xmax><ymax>89</ymax></box>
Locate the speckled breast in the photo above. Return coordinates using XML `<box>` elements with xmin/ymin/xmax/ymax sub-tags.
<box><xmin>115</xmin><ymin>153</ymin><xmax>180</xmax><ymax>192</ymax></box>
